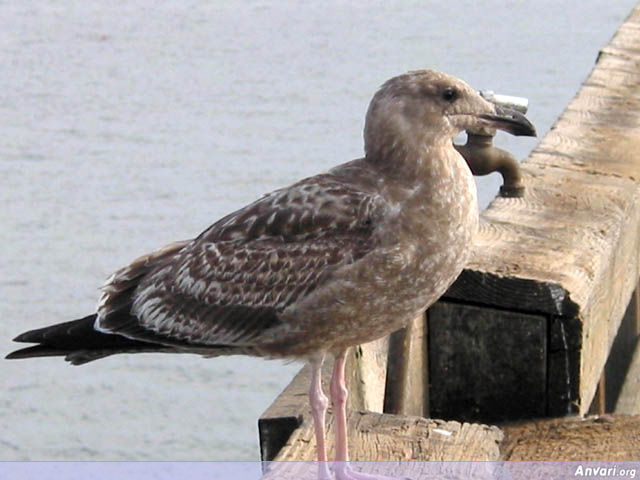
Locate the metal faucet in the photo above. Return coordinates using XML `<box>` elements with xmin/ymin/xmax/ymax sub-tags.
<box><xmin>455</xmin><ymin>91</ymin><xmax>529</xmax><ymax>198</ymax></box>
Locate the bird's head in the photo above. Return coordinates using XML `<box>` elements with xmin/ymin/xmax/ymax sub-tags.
<box><xmin>364</xmin><ymin>70</ymin><xmax>536</xmax><ymax>161</ymax></box>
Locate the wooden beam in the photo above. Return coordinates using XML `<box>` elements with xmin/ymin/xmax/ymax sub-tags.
<box><xmin>346</xmin><ymin>337</ymin><xmax>389</xmax><ymax>413</ymax></box>
<box><xmin>270</xmin><ymin>410</ymin><xmax>502</xmax><ymax>463</ymax></box>
<box><xmin>263</xmin><ymin>411</ymin><xmax>640</xmax><ymax>475</ymax></box>
<box><xmin>615</xmin><ymin>338</ymin><xmax>640</xmax><ymax>414</ymax></box>
<box><xmin>383</xmin><ymin>314</ymin><xmax>428</xmax><ymax>417</ymax></box>
<box><xmin>428</xmin><ymin>301</ymin><xmax>547</xmax><ymax>423</ymax></box>
<box><xmin>501</xmin><ymin>415</ymin><xmax>640</xmax><ymax>460</ymax></box>
<box><xmin>439</xmin><ymin>3</ymin><xmax>640</xmax><ymax>416</ymax></box>
<box><xmin>604</xmin><ymin>291</ymin><xmax>640</xmax><ymax>411</ymax></box>
<box><xmin>589</xmin><ymin>374</ymin><xmax>607</xmax><ymax>415</ymax></box>
<box><xmin>635</xmin><ymin>284</ymin><xmax>640</xmax><ymax>336</ymax></box>
<box><xmin>547</xmin><ymin>315</ymin><xmax>581</xmax><ymax>416</ymax></box>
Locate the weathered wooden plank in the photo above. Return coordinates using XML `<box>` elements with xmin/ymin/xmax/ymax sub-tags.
<box><xmin>601</xmin><ymin>290</ymin><xmax>640</xmax><ymax>411</ymax></box>
<box><xmin>428</xmin><ymin>302</ymin><xmax>547</xmax><ymax>423</ymax></box>
<box><xmin>470</xmin><ymin>167</ymin><xmax>639</xmax><ymax>314</ymax></box>
<box><xmin>589</xmin><ymin>375</ymin><xmax>607</xmax><ymax>415</ymax></box>
<box><xmin>264</xmin><ymin>411</ymin><xmax>640</xmax><ymax>475</ymax></box>
<box><xmin>264</xmin><ymin>415</ymin><xmax>640</xmax><ymax>478</ymax></box>
<box><xmin>615</xmin><ymin>339</ymin><xmax>640</xmax><ymax>414</ymax></box>
<box><xmin>347</xmin><ymin>337</ymin><xmax>389</xmax><ymax>413</ymax></box>
<box><xmin>636</xmin><ymin>285</ymin><xmax>640</xmax><ymax>334</ymax></box>
<box><xmin>270</xmin><ymin>410</ymin><xmax>502</xmax><ymax>463</ymax></box>
<box><xmin>501</xmin><ymin>415</ymin><xmax>640</xmax><ymax>460</ymax></box>
<box><xmin>383</xmin><ymin>314</ymin><xmax>427</xmax><ymax>417</ymax></box>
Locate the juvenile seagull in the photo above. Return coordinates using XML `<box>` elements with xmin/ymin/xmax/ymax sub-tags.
<box><xmin>8</xmin><ymin>70</ymin><xmax>535</xmax><ymax>479</ymax></box>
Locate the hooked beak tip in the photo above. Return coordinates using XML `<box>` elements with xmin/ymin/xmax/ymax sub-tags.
<box><xmin>480</xmin><ymin>105</ymin><xmax>537</xmax><ymax>137</ymax></box>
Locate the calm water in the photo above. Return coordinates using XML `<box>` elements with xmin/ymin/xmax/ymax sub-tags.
<box><xmin>1</xmin><ymin>0</ymin><xmax>636</xmax><ymax>460</ymax></box>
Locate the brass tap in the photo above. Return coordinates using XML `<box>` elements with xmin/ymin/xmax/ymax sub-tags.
<box><xmin>455</xmin><ymin>132</ymin><xmax>524</xmax><ymax>198</ymax></box>
<box><xmin>456</xmin><ymin>91</ymin><xmax>530</xmax><ymax>198</ymax></box>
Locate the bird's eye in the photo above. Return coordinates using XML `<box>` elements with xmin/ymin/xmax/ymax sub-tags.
<box><xmin>442</xmin><ymin>87</ymin><xmax>458</xmax><ymax>102</ymax></box>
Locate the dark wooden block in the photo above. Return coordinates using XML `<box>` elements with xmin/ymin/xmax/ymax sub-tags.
<box><xmin>259</xmin><ymin>415</ymin><xmax>302</xmax><ymax>462</ymax></box>
<box><xmin>547</xmin><ymin>315</ymin><xmax>581</xmax><ymax>416</ymax></box>
<box><xmin>428</xmin><ymin>301</ymin><xmax>547</xmax><ymax>423</ymax></box>
<box><xmin>447</xmin><ymin>269</ymin><xmax>578</xmax><ymax>317</ymax></box>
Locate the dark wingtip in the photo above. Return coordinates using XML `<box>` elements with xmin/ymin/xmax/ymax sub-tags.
<box><xmin>6</xmin><ymin>350</ymin><xmax>25</xmax><ymax>360</ymax></box>
<box><xmin>13</xmin><ymin>331</ymin><xmax>37</xmax><ymax>343</ymax></box>
<box><xmin>6</xmin><ymin>345</ymin><xmax>66</xmax><ymax>360</ymax></box>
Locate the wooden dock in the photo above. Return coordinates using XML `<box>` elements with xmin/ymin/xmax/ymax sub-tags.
<box><xmin>259</xmin><ymin>2</ymin><xmax>640</xmax><ymax>465</ymax></box>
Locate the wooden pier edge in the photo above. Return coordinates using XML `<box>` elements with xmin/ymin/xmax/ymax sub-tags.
<box><xmin>434</xmin><ymin>2</ymin><xmax>640</xmax><ymax>418</ymax></box>
<box><xmin>259</xmin><ymin>2</ymin><xmax>640</xmax><ymax>464</ymax></box>
<box><xmin>260</xmin><ymin>411</ymin><xmax>640</xmax><ymax>478</ymax></box>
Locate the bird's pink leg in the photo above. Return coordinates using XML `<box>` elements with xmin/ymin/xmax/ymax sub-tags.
<box><xmin>309</xmin><ymin>354</ymin><xmax>332</xmax><ymax>480</ymax></box>
<box><xmin>330</xmin><ymin>349</ymin><xmax>351</xmax><ymax>465</ymax></box>
<box><xmin>330</xmin><ymin>349</ymin><xmax>410</xmax><ymax>480</ymax></box>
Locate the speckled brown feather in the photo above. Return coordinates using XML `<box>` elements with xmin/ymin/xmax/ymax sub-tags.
<box><xmin>95</xmin><ymin>170</ymin><xmax>387</xmax><ymax>353</ymax></box>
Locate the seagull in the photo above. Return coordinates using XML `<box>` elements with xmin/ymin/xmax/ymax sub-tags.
<box><xmin>7</xmin><ymin>70</ymin><xmax>535</xmax><ymax>479</ymax></box>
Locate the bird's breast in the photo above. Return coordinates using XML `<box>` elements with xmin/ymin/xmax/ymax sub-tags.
<box><xmin>261</xmin><ymin>152</ymin><xmax>479</xmax><ymax>356</ymax></box>
<box><xmin>372</xmin><ymin>156</ymin><xmax>478</xmax><ymax>320</ymax></box>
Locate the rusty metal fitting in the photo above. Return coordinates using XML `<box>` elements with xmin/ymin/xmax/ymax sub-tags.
<box><xmin>455</xmin><ymin>132</ymin><xmax>525</xmax><ymax>198</ymax></box>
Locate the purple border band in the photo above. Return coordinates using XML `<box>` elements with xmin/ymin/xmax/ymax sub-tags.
<box><xmin>1</xmin><ymin>461</ymin><xmax>639</xmax><ymax>480</ymax></box>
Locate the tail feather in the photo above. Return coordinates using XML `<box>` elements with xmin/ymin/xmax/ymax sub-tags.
<box><xmin>14</xmin><ymin>314</ymin><xmax>102</xmax><ymax>346</ymax></box>
<box><xmin>6</xmin><ymin>345</ymin><xmax>67</xmax><ymax>360</ymax></box>
<box><xmin>6</xmin><ymin>314</ymin><xmax>174</xmax><ymax>365</ymax></box>
<box><xmin>6</xmin><ymin>240</ymin><xmax>239</xmax><ymax>365</ymax></box>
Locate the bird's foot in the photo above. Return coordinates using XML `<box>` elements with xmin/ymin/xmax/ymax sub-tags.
<box><xmin>333</xmin><ymin>462</ymin><xmax>411</xmax><ymax>480</ymax></box>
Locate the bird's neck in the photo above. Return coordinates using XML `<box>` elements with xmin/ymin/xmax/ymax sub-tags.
<box><xmin>365</xmin><ymin>138</ymin><xmax>479</xmax><ymax>248</ymax></box>
<box><xmin>365</xmin><ymin>136</ymin><xmax>459</xmax><ymax>186</ymax></box>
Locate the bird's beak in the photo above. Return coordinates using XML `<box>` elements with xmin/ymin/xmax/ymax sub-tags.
<box><xmin>479</xmin><ymin>104</ymin><xmax>537</xmax><ymax>137</ymax></box>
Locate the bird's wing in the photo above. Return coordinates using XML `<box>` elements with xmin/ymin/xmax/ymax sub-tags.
<box><xmin>96</xmin><ymin>172</ymin><xmax>386</xmax><ymax>349</ymax></box>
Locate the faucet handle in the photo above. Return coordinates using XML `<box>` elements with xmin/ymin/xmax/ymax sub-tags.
<box><xmin>479</xmin><ymin>90</ymin><xmax>529</xmax><ymax>114</ymax></box>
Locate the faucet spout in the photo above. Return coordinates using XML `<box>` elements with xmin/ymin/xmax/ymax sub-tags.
<box><xmin>455</xmin><ymin>132</ymin><xmax>524</xmax><ymax>198</ymax></box>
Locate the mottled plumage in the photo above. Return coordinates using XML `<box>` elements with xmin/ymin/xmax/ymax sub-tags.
<box><xmin>95</xmin><ymin>171</ymin><xmax>385</xmax><ymax>357</ymax></box>
<box><xmin>8</xmin><ymin>70</ymin><xmax>535</xmax><ymax>479</ymax></box>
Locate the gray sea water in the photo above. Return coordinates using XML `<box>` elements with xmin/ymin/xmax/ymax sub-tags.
<box><xmin>1</xmin><ymin>0</ymin><xmax>636</xmax><ymax>461</ymax></box>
